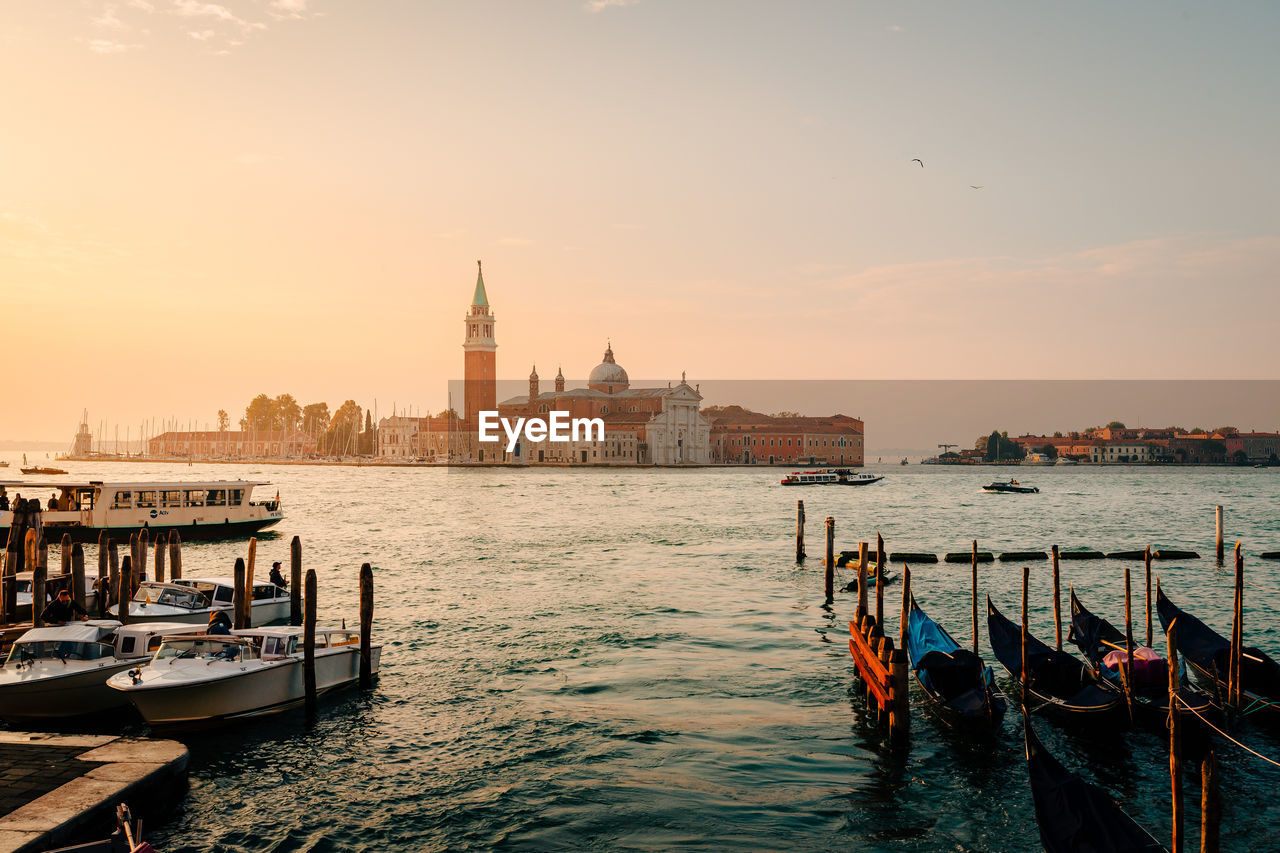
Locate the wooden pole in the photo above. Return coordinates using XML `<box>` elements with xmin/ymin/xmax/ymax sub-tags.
<box><xmin>1215</xmin><ymin>505</ymin><xmax>1224</xmax><ymax>565</ymax></box>
<box><xmin>137</xmin><ymin>528</ymin><xmax>149</xmax><ymax>583</ymax></box>
<box><xmin>304</xmin><ymin>568</ymin><xmax>317</xmax><ymax>714</ymax></box>
<box><xmin>824</xmin><ymin>517</ymin><xmax>835</xmax><ymax>602</ymax></box>
<box><xmin>795</xmin><ymin>500</ymin><xmax>806</xmax><ymax>562</ymax></box>
<box><xmin>875</xmin><ymin>533</ymin><xmax>886</xmax><ymax>624</ymax></box>
<box><xmin>153</xmin><ymin>532</ymin><xmax>166</xmax><ymax>583</ymax></box>
<box><xmin>31</xmin><ymin>534</ymin><xmax>46</xmax><ymax>627</ymax></box>
<box><xmin>168</xmin><ymin>530</ymin><xmax>182</xmax><ymax>580</ymax></box>
<box><xmin>1145</xmin><ymin>545</ymin><xmax>1153</xmax><ymax>648</ymax></box>
<box><xmin>1052</xmin><ymin>545</ymin><xmax>1062</xmax><ymax>650</ymax></box>
<box><xmin>61</xmin><ymin>533</ymin><xmax>72</xmax><ymax>576</ymax></box>
<box><xmin>233</xmin><ymin>558</ymin><xmax>247</xmax><ymax>630</ymax></box>
<box><xmin>1124</xmin><ymin>560</ymin><xmax>1135</xmax><ymax>719</ymax></box>
<box><xmin>1020</xmin><ymin>565</ymin><xmax>1030</xmax><ymax>695</ymax></box>
<box><xmin>898</xmin><ymin>563</ymin><xmax>911</xmax><ymax>657</ymax></box>
<box><xmin>246</xmin><ymin>536</ymin><xmax>258</xmax><ymax>590</ymax></box>
<box><xmin>128</xmin><ymin>534</ymin><xmax>138</xmax><ymax>591</ymax></box>
<box><xmin>1168</xmin><ymin>618</ymin><xmax>1183</xmax><ymax>853</ymax></box>
<box><xmin>290</xmin><ymin>536</ymin><xmax>303</xmax><ymax>626</ymax></box>
<box><xmin>116</xmin><ymin>556</ymin><xmax>130</xmax><ymax>625</ymax></box>
<box><xmin>890</xmin><ymin>647</ymin><xmax>909</xmax><ymax>740</ymax></box>
<box><xmin>71</xmin><ymin>544</ymin><xmax>86</xmax><ymax>615</ymax></box>
<box><xmin>1200</xmin><ymin>751</ymin><xmax>1220</xmax><ymax>853</ymax></box>
<box><xmin>856</xmin><ymin>541</ymin><xmax>868</xmax><ymax>623</ymax></box>
<box><xmin>971</xmin><ymin>539</ymin><xmax>979</xmax><ymax>654</ymax></box>
<box><xmin>359</xmin><ymin>562</ymin><xmax>374</xmax><ymax>688</ymax></box>
<box><xmin>1228</xmin><ymin>545</ymin><xmax>1239</xmax><ymax>701</ymax></box>
<box><xmin>97</xmin><ymin>533</ymin><xmax>110</xmax><ymax>618</ymax></box>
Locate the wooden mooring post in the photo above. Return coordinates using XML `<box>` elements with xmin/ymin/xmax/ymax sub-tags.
<box><xmin>71</xmin><ymin>544</ymin><xmax>85</xmax><ymax>615</ymax></box>
<box><xmin>233</xmin><ymin>558</ymin><xmax>248</xmax><ymax>630</ymax></box>
<box><xmin>60</xmin><ymin>534</ymin><xmax>72</xmax><ymax>576</ymax></box>
<box><xmin>1052</xmin><ymin>545</ymin><xmax>1062</xmax><ymax>650</ymax></box>
<box><xmin>1145</xmin><ymin>546</ymin><xmax>1153</xmax><ymax>648</ymax></box>
<box><xmin>97</xmin><ymin>533</ymin><xmax>110</xmax><ymax>618</ymax></box>
<box><xmin>856</xmin><ymin>542</ymin><xmax>868</xmax><ymax>622</ymax></box>
<box><xmin>153</xmin><ymin>532</ymin><xmax>166</xmax><ymax>584</ymax></box>
<box><xmin>168</xmin><ymin>530</ymin><xmax>183</xmax><ymax>580</ymax></box>
<box><xmin>874</xmin><ymin>532</ymin><xmax>885</xmax><ymax>627</ymax></box>
<box><xmin>116</xmin><ymin>556</ymin><xmax>131</xmax><ymax>625</ymax></box>
<box><xmin>846</xmin><ymin>545</ymin><xmax>909</xmax><ymax>742</ymax></box>
<box><xmin>137</xmin><ymin>528</ymin><xmax>149</xmax><ymax>583</ymax></box>
<box><xmin>1020</xmin><ymin>565</ymin><xmax>1030</xmax><ymax>695</ymax></box>
<box><xmin>1200</xmin><ymin>750</ymin><xmax>1220</xmax><ymax>853</ymax></box>
<box><xmin>304</xmin><ymin>568</ymin><xmax>318</xmax><ymax>714</ymax></box>
<box><xmin>1168</xmin><ymin>618</ymin><xmax>1183</xmax><ymax>853</ymax></box>
<box><xmin>1229</xmin><ymin>543</ymin><xmax>1244</xmax><ymax>709</ymax></box>
<box><xmin>795</xmin><ymin>500</ymin><xmax>806</xmax><ymax>562</ymax></box>
<box><xmin>360</xmin><ymin>562</ymin><xmax>374</xmax><ymax>688</ymax></box>
<box><xmin>1215</xmin><ymin>506</ymin><xmax>1224</xmax><ymax>565</ymax></box>
<box><xmin>246</xmin><ymin>537</ymin><xmax>258</xmax><ymax>589</ymax></box>
<box><xmin>290</xmin><ymin>535</ymin><xmax>303</xmax><ymax>626</ymax></box>
<box><xmin>31</xmin><ymin>532</ymin><xmax>45</xmax><ymax>628</ymax></box>
<box><xmin>824</xmin><ymin>517</ymin><xmax>835</xmax><ymax>602</ymax></box>
<box><xmin>971</xmin><ymin>540</ymin><xmax>979</xmax><ymax>654</ymax></box>
<box><xmin>1123</xmin><ymin>560</ymin><xmax>1136</xmax><ymax>720</ymax></box>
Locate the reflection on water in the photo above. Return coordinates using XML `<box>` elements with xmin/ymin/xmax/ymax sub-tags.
<box><xmin>10</xmin><ymin>461</ymin><xmax>1280</xmax><ymax>850</ymax></box>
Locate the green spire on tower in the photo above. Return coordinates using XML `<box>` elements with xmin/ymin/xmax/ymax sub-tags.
<box><xmin>472</xmin><ymin>260</ymin><xmax>489</xmax><ymax>307</ymax></box>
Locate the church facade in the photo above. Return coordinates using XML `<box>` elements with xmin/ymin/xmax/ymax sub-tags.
<box><xmin>375</xmin><ymin>264</ymin><xmax>863</xmax><ymax>466</ymax></box>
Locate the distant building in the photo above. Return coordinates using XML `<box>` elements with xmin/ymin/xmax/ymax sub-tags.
<box><xmin>148</xmin><ymin>430</ymin><xmax>317</xmax><ymax>459</ymax></box>
<box><xmin>708</xmin><ymin>407</ymin><xmax>864</xmax><ymax>466</ymax></box>
<box><xmin>1225</xmin><ymin>431</ymin><xmax>1280</xmax><ymax>463</ymax></box>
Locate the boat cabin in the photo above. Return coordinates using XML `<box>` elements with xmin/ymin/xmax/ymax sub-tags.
<box><xmin>4</xmin><ymin>622</ymin><xmax>120</xmax><ymax>666</ymax></box>
<box><xmin>153</xmin><ymin>636</ymin><xmax>261</xmax><ymax>663</ymax></box>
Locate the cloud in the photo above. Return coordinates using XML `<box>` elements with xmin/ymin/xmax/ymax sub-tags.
<box><xmin>87</xmin><ymin>38</ymin><xmax>143</xmax><ymax>53</ymax></box>
<box><xmin>584</xmin><ymin>0</ymin><xmax>638</xmax><ymax>12</ymax></box>
<box><xmin>269</xmin><ymin>0</ymin><xmax>309</xmax><ymax>18</ymax></box>
<box><xmin>93</xmin><ymin>5</ymin><xmax>128</xmax><ymax>30</ymax></box>
<box><xmin>187</xmin><ymin>29</ymin><xmax>216</xmax><ymax>40</ymax></box>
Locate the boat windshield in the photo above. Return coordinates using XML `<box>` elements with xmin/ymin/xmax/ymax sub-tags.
<box><xmin>133</xmin><ymin>586</ymin><xmax>207</xmax><ymax>609</ymax></box>
<box><xmin>153</xmin><ymin>638</ymin><xmax>260</xmax><ymax>663</ymax></box>
<box><xmin>6</xmin><ymin>641</ymin><xmax>115</xmax><ymax>664</ymax></box>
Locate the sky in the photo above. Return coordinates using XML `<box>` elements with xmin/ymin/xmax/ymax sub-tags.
<box><xmin>2</xmin><ymin>1</ymin><xmax>1278</xmax><ymax>442</ymax></box>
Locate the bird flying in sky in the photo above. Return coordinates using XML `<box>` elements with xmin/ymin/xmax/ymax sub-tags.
<box><xmin>911</xmin><ymin>158</ymin><xmax>924</xmax><ymax>167</ymax></box>
<box><xmin>970</xmin><ymin>185</ymin><xmax>984</xmax><ymax>189</ymax></box>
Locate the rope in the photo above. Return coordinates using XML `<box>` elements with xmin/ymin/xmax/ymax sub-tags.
<box><xmin>1172</xmin><ymin>693</ymin><xmax>1280</xmax><ymax>768</ymax></box>
<box><xmin>1242</xmin><ymin>576</ymin><xmax>1280</xmax><ymax>597</ymax></box>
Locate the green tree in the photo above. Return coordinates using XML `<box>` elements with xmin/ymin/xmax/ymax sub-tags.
<box><xmin>1215</xmin><ymin>426</ymin><xmax>1239</xmax><ymax>435</ymax></box>
<box><xmin>276</xmin><ymin>394</ymin><xmax>302</xmax><ymax>433</ymax></box>
<box><xmin>245</xmin><ymin>394</ymin><xmax>280</xmax><ymax>431</ymax></box>
<box><xmin>324</xmin><ymin>400</ymin><xmax>362</xmax><ymax>455</ymax></box>
<box><xmin>216</xmin><ymin>409</ymin><xmax>229</xmax><ymax>432</ymax></box>
<box><xmin>1106</xmin><ymin>421</ymin><xmax>1126</xmax><ymax>430</ymax></box>
<box><xmin>1052</xmin><ymin>431</ymin><xmax>1063</xmax><ymax>438</ymax></box>
<box><xmin>436</xmin><ymin>408</ymin><xmax>459</xmax><ymax>419</ymax></box>
<box><xmin>302</xmin><ymin>403</ymin><xmax>330</xmax><ymax>439</ymax></box>
<box><xmin>1039</xmin><ymin>444</ymin><xmax>1059</xmax><ymax>460</ymax></box>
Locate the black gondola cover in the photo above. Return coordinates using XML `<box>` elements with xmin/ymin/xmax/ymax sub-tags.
<box><xmin>988</xmin><ymin>598</ymin><xmax>1119</xmax><ymax>712</ymax></box>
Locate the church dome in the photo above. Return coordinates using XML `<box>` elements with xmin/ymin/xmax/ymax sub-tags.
<box><xmin>588</xmin><ymin>342</ymin><xmax>629</xmax><ymax>391</ymax></box>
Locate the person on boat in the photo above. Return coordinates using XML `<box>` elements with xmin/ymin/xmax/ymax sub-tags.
<box><xmin>207</xmin><ymin>611</ymin><xmax>232</xmax><ymax>636</ymax></box>
<box><xmin>40</xmin><ymin>588</ymin><xmax>89</xmax><ymax>624</ymax></box>
<box><xmin>47</xmin><ymin>493</ymin><xmax>59</xmax><ymax>511</ymax></box>
<box><xmin>269</xmin><ymin>561</ymin><xmax>288</xmax><ymax>589</ymax></box>
<box><xmin>0</xmin><ymin>490</ymin><xmax>8</xmax><ymax>511</ymax></box>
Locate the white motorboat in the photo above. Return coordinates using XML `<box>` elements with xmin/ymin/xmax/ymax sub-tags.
<box><xmin>0</xmin><ymin>620</ymin><xmax>205</xmax><ymax>723</ymax></box>
<box><xmin>0</xmin><ymin>479</ymin><xmax>283</xmax><ymax>543</ymax></box>
<box><xmin>1023</xmin><ymin>452</ymin><xmax>1058</xmax><ymax>466</ymax></box>
<box><xmin>128</xmin><ymin>577</ymin><xmax>290</xmax><ymax>626</ymax></box>
<box><xmin>10</xmin><ymin>572</ymin><xmax>99</xmax><ymax>621</ymax></box>
<box><xmin>108</xmin><ymin>626</ymin><xmax>381</xmax><ymax>727</ymax></box>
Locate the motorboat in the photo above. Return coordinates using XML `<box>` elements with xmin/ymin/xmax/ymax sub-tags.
<box><xmin>108</xmin><ymin>626</ymin><xmax>381</xmax><ymax>727</ymax></box>
<box><xmin>10</xmin><ymin>572</ymin><xmax>99</xmax><ymax>622</ymax></box>
<box><xmin>780</xmin><ymin>470</ymin><xmax>839</xmax><ymax>486</ymax></box>
<box><xmin>834</xmin><ymin>471</ymin><xmax>884</xmax><ymax>486</ymax></box>
<box><xmin>0</xmin><ymin>479</ymin><xmax>283</xmax><ymax>543</ymax></box>
<box><xmin>982</xmin><ymin>479</ymin><xmax>1039</xmax><ymax>494</ymax></box>
<box><xmin>1022</xmin><ymin>452</ymin><xmax>1057</xmax><ymax>466</ymax></box>
<box><xmin>128</xmin><ymin>577</ymin><xmax>290</xmax><ymax>626</ymax></box>
<box><xmin>21</xmin><ymin>467</ymin><xmax>68</xmax><ymax>475</ymax></box>
<box><xmin>0</xmin><ymin>620</ymin><xmax>205</xmax><ymax>723</ymax></box>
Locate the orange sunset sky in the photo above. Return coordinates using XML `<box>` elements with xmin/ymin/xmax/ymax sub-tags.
<box><xmin>2</xmin><ymin>2</ymin><xmax>1277</xmax><ymax>440</ymax></box>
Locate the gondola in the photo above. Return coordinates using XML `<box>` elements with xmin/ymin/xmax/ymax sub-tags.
<box><xmin>906</xmin><ymin>595</ymin><xmax>1006</xmax><ymax>728</ymax></box>
<box><xmin>1156</xmin><ymin>584</ymin><xmax>1280</xmax><ymax>717</ymax></box>
<box><xmin>1025</xmin><ymin>713</ymin><xmax>1166</xmax><ymax>852</ymax></box>
<box><xmin>1068</xmin><ymin>589</ymin><xmax>1217</xmax><ymax>720</ymax></box>
<box><xmin>987</xmin><ymin>597</ymin><xmax>1123</xmax><ymax>720</ymax></box>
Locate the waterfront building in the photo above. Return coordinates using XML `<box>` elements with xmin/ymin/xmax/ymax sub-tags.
<box><xmin>147</xmin><ymin>430</ymin><xmax>317</xmax><ymax>459</ymax></box>
<box><xmin>1089</xmin><ymin>441</ymin><xmax>1151</xmax><ymax>464</ymax></box>
<box><xmin>708</xmin><ymin>407</ymin><xmax>864</xmax><ymax>466</ymax></box>
<box><xmin>1225</xmin><ymin>431</ymin><xmax>1280</xmax><ymax>463</ymax></box>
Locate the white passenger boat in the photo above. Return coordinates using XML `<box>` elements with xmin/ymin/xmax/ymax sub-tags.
<box><xmin>0</xmin><ymin>480</ymin><xmax>283</xmax><ymax>543</ymax></box>
<box><xmin>780</xmin><ymin>470</ymin><xmax>840</xmax><ymax>486</ymax></box>
<box><xmin>128</xmin><ymin>577</ymin><xmax>291</xmax><ymax>625</ymax></box>
<box><xmin>1023</xmin><ymin>452</ymin><xmax>1058</xmax><ymax>466</ymax></box>
<box><xmin>108</xmin><ymin>626</ymin><xmax>381</xmax><ymax>726</ymax></box>
<box><xmin>0</xmin><ymin>620</ymin><xmax>205</xmax><ymax>723</ymax></box>
<box><xmin>11</xmin><ymin>572</ymin><xmax>99</xmax><ymax>621</ymax></box>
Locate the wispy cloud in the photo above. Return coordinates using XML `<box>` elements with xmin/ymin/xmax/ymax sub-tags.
<box><xmin>92</xmin><ymin>4</ymin><xmax>128</xmax><ymax>30</ymax></box>
<box><xmin>79</xmin><ymin>0</ymin><xmax>314</xmax><ymax>54</ymax></box>
<box><xmin>87</xmin><ymin>38</ymin><xmax>143</xmax><ymax>54</ymax></box>
<box><xmin>584</xmin><ymin>0</ymin><xmax>639</xmax><ymax>12</ymax></box>
<box><xmin>269</xmin><ymin>0</ymin><xmax>308</xmax><ymax>19</ymax></box>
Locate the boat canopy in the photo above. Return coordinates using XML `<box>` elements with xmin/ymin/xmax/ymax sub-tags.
<box><xmin>16</xmin><ymin>621</ymin><xmax>120</xmax><ymax>644</ymax></box>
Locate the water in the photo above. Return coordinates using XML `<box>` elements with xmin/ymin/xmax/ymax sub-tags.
<box><xmin>8</xmin><ymin>460</ymin><xmax>1280</xmax><ymax>850</ymax></box>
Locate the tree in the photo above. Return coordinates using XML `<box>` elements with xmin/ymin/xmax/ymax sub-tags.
<box><xmin>984</xmin><ymin>430</ymin><xmax>1026</xmax><ymax>462</ymax></box>
<box><xmin>245</xmin><ymin>394</ymin><xmax>280</xmax><ymax>431</ymax></box>
<box><xmin>1232</xmin><ymin>450</ymin><xmax>1249</xmax><ymax>464</ymax></box>
<box><xmin>1215</xmin><ymin>426</ymin><xmax>1239</xmax><ymax>436</ymax></box>
<box><xmin>436</xmin><ymin>408</ymin><xmax>459</xmax><ymax>419</ymax></box>
<box><xmin>276</xmin><ymin>394</ymin><xmax>302</xmax><ymax>433</ymax></box>
<box><xmin>324</xmin><ymin>400</ymin><xmax>362</xmax><ymax>455</ymax></box>
<box><xmin>302</xmin><ymin>403</ymin><xmax>330</xmax><ymax>439</ymax></box>
<box><xmin>217</xmin><ymin>410</ymin><xmax>230</xmax><ymax>432</ymax></box>
<box><xmin>1052</xmin><ymin>431</ymin><xmax>1063</xmax><ymax>438</ymax></box>
<box><xmin>1106</xmin><ymin>421</ymin><xmax>1126</xmax><ymax>430</ymax></box>
<box><xmin>360</xmin><ymin>410</ymin><xmax>376</xmax><ymax>455</ymax></box>
<box><xmin>1039</xmin><ymin>444</ymin><xmax>1059</xmax><ymax>460</ymax></box>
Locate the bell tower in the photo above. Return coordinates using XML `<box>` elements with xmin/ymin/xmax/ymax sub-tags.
<box><xmin>463</xmin><ymin>260</ymin><xmax>497</xmax><ymax>421</ymax></box>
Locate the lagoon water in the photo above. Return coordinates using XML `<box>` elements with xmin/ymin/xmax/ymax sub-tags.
<box><xmin>7</xmin><ymin>459</ymin><xmax>1280</xmax><ymax>851</ymax></box>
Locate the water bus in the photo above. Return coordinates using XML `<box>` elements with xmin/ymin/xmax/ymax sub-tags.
<box><xmin>782</xmin><ymin>468</ymin><xmax>884</xmax><ymax>486</ymax></box>
<box><xmin>0</xmin><ymin>480</ymin><xmax>283</xmax><ymax>542</ymax></box>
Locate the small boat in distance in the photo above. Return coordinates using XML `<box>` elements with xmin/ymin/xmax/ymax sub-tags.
<box><xmin>832</xmin><ymin>469</ymin><xmax>884</xmax><ymax>486</ymax></box>
<box><xmin>1022</xmin><ymin>451</ymin><xmax>1057</xmax><ymax>466</ymax></box>
<box><xmin>0</xmin><ymin>479</ymin><xmax>283</xmax><ymax>542</ymax></box>
<box><xmin>780</xmin><ymin>469</ymin><xmax>884</xmax><ymax>486</ymax></box>
<box><xmin>21</xmin><ymin>467</ymin><xmax>67</xmax><ymax>475</ymax></box>
<box><xmin>983</xmin><ymin>479</ymin><xmax>1039</xmax><ymax>494</ymax></box>
<box><xmin>899</xmin><ymin>458</ymin><xmax>909</xmax><ymax>465</ymax></box>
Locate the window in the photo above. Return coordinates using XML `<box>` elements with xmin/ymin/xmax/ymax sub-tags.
<box><xmin>113</xmin><ymin>491</ymin><xmax>133</xmax><ymax>509</ymax></box>
<box><xmin>207</xmin><ymin>489</ymin><xmax>227</xmax><ymax>507</ymax></box>
<box><xmin>229</xmin><ymin>489</ymin><xmax>245</xmax><ymax>506</ymax></box>
<box><xmin>136</xmin><ymin>491</ymin><xmax>157</xmax><ymax>508</ymax></box>
<box><xmin>161</xmin><ymin>490</ymin><xmax>182</xmax><ymax>508</ymax></box>
<box><xmin>183</xmin><ymin>490</ymin><xmax>205</xmax><ymax>507</ymax></box>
